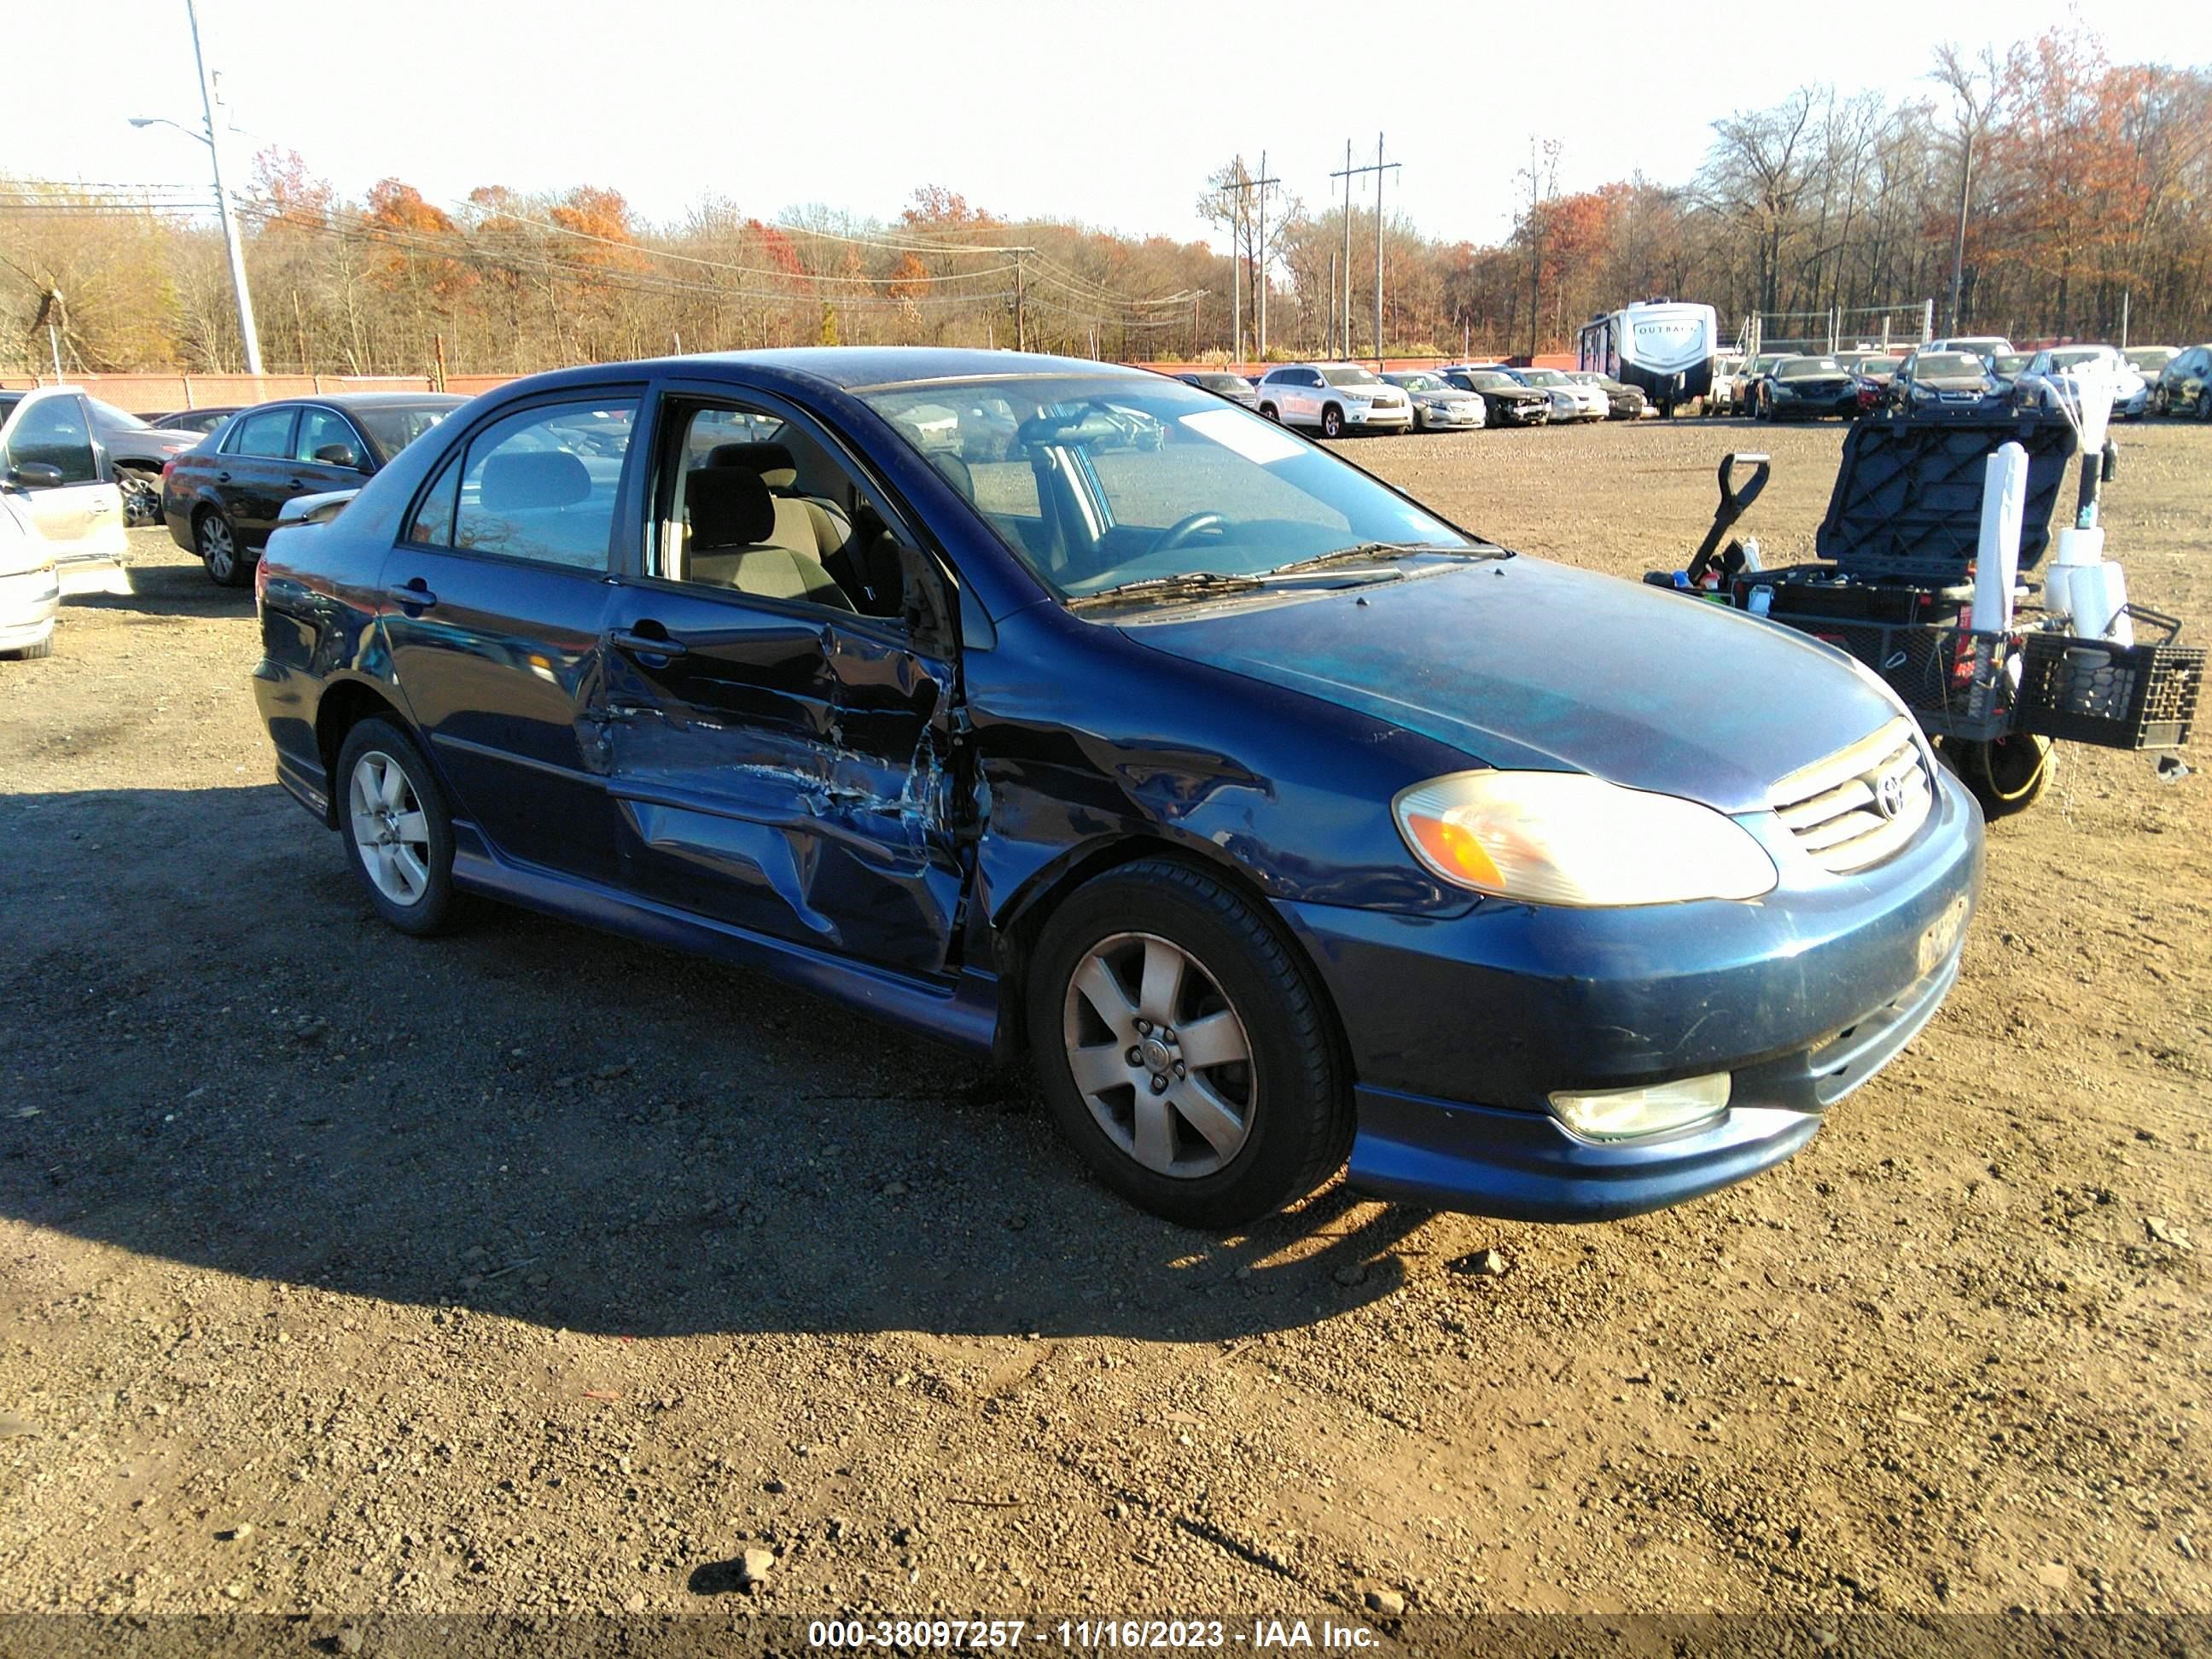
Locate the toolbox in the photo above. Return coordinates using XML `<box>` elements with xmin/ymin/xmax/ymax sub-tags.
<box><xmin>1649</xmin><ymin>412</ymin><xmax>2199</xmax><ymax>815</ymax></box>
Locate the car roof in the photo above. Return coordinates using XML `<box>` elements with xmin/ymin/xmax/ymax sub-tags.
<box><xmin>290</xmin><ymin>391</ymin><xmax>472</xmax><ymax>410</ymax></box>
<box><xmin>510</xmin><ymin>346</ymin><xmax>1149</xmax><ymax>399</ymax></box>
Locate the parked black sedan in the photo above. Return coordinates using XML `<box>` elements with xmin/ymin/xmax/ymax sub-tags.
<box><xmin>163</xmin><ymin>392</ymin><xmax>465</xmax><ymax>585</ymax></box>
<box><xmin>148</xmin><ymin>405</ymin><xmax>242</xmax><ymax>436</ymax></box>
<box><xmin>248</xmin><ymin>348</ymin><xmax>1981</xmax><ymax>1230</ymax></box>
<box><xmin>1886</xmin><ymin>350</ymin><xmax>2018</xmax><ymax>417</ymax></box>
<box><xmin>1756</xmin><ymin>357</ymin><xmax>1863</xmax><ymax>421</ymax></box>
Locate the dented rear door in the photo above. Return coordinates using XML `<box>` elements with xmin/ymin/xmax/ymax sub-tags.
<box><xmin>598</xmin><ymin>584</ymin><xmax>966</xmax><ymax>976</ymax></box>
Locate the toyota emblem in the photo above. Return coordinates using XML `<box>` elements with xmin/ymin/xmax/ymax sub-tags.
<box><xmin>1874</xmin><ymin>771</ymin><xmax>1907</xmax><ymax>820</ymax></box>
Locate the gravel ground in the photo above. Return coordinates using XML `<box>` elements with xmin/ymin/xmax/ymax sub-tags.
<box><xmin>0</xmin><ymin>416</ymin><xmax>2205</xmax><ymax>1628</ymax></box>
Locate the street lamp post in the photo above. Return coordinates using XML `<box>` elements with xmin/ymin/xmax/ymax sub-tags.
<box><xmin>132</xmin><ymin>0</ymin><xmax>263</xmax><ymax>374</ymax></box>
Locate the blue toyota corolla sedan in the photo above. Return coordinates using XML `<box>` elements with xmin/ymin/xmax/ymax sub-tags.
<box><xmin>249</xmin><ymin>348</ymin><xmax>1983</xmax><ymax>1228</ymax></box>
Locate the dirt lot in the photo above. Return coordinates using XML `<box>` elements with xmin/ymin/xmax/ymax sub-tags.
<box><xmin>1</xmin><ymin>416</ymin><xmax>2205</xmax><ymax>1632</ymax></box>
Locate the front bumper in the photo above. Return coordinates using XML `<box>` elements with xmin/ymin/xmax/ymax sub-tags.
<box><xmin>0</xmin><ymin>568</ymin><xmax>61</xmax><ymax>650</ymax></box>
<box><xmin>1493</xmin><ymin>402</ymin><xmax>1548</xmax><ymax>426</ymax></box>
<box><xmin>1417</xmin><ymin>402</ymin><xmax>1484</xmax><ymax>428</ymax></box>
<box><xmin>1282</xmin><ymin>767</ymin><xmax>1984</xmax><ymax>1220</ymax></box>
<box><xmin>1347</xmin><ymin>403</ymin><xmax>1414</xmax><ymax>429</ymax></box>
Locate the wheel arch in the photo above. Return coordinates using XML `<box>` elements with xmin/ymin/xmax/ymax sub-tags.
<box><xmin>314</xmin><ymin>678</ymin><xmax>415</xmax><ymax>827</ymax></box>
<box><xmin>983</xmin><ymin>832</ymin><xmax>1351</xmax><ymax>1080</ymax></box>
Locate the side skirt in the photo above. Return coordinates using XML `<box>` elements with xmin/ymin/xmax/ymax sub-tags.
<box><xmin>449</xmin><ymin>826</ymin><xmax>1000</xmax><ymax>1056</ymax></box>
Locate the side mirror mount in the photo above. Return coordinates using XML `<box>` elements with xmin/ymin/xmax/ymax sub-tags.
<box><xmin>897</xmin><ymin>540</ymin><xmax>959</xmax><ymax>655</ymax></box>
<box><xmin>4</xmin><ymin>462</ymin><xmax>66</xmax><ymax>492</ymax></box>
<box><xmin>313</xmin><ymin>443</ymin><xmax>363</xmax><ymax>471</ymax></box>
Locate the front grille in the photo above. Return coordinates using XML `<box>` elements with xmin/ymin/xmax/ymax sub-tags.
<box><xmin>1769</xmin><ymin>717</ymin><xmax>1933</xmax><ymax>875</ymax></box>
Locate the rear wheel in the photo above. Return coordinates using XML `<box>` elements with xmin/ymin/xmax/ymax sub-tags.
<box><xmin>336</xmin><ymin>717</ymin><xmax>460</xmax><ymax>935</ymax></box>
<box><xmin>1027</xmin><ymin>859</ymin><xmax>1350</xmax><ymax>1229</ymax></box>
<box><xmin>1320</xmin><ymin>404</ymin><xmax>1345</xmax><ymax>439</ymax></box>
<box><xmin>1944</xmin><ymin>733</ymin><xmax>2054</xmax><ymax>818</ymax></box>
<box><xmin>195</xmin><ymin>509</ymin><xmax>248</xmax><ymax>587</ymax></box>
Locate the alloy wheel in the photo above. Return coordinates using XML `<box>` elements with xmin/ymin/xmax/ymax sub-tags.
<box><xmin>199</xmin><ymin>515</ymin><xmax>236</xmax><ymax>582</ymax></box>
<box><xmin>1062</xmin><ymin>931</ymin><xmax>1255</xmax><ymax>1179</ymax></box>
<box><xmin>348</xmin><ymin>750</ymin><xmax>434</xmax><ymax>906</ymax></box>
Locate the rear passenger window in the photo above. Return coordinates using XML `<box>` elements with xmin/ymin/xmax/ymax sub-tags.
<box><xmin>230</xmin><ymin>407</ymin><xmax>296</xmax><ymax>458</ymax></box>
<box><xmin>405</xmin><ymin>455</ymin><xmax>461</xmax><ymax>546</ymax></box>
<box><xmin>451</xmin><ymin>399</ymin><xmax>636</xmax><ymax>570</ymax></box>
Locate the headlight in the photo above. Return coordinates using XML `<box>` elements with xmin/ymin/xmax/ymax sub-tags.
<box><xmin>1393</xmin><ymin>771</ymin><xmax>1778</xmax><ymax>906</ymax></box>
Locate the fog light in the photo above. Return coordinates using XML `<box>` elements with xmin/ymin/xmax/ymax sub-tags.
<box><xmin>1548</xmin><ymin>1074</ymin><xmax>1731</xmax><ymax>1140</ymax></box>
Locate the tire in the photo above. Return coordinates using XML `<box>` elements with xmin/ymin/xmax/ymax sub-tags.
<box><xmin>195</xmin><ymin>508</ymin><xmax>249</xmax><ymax>587</ymax></box>
<box><xmin>1257</xmin><ymin>403</ymin><xmax>1279</xmax><ymax>422</ymax></box>
<box><xmin>1026</xmin><ymin>858</ymin><xmax>1351</xmax><ymax>1229</ymax></box>
<box><xmin>1320</xmin><ymin>404</ymin><xmax>1345</xmax><ymax>439</ymax></box>
<box><xmin>4</xmin><ymin>635</ymin><xmax>54</xmax><ymax>661</ymax></box>
<box><xmin>119</xmin><ymin>473</ymin><xmax>161</xmax><ymax>528</ymax></box>
<box><xmin>335</xmin><ymin>716</ymin><xmax>461</xmax><ymax>935</ymax></box>
<box><xmin>1943</xmin><ymin>734</ymin><xmax>2054</xmax><ymax>819</ymax></box>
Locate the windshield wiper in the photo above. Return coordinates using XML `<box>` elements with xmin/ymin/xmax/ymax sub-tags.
<box><xmin>1265</xmin><ymin>540</ymin><xmax>1512</xmax><ymax>577</ymax></box>
<box><xmin>1066</xmin><ymin>571</ymin><xmax>1267</xmax><ymax>610</ymax></box>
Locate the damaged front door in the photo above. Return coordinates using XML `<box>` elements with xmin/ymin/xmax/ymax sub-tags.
<box><xmin>597</xmin><ymin>393</ymin><xmax>968</xmax><ymax>977</ymax></box>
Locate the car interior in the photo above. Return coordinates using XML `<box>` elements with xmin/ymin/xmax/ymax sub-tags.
<box><xmin>661</xmin><ymin>410</ymin><xmax>907</xmax><ymax>619</ymax></box>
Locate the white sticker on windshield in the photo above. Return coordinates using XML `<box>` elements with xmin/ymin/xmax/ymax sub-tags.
<box><xmin>1179</xmin><ymin>407</ymin><xmax>1307</xmax><ymax>465</ymax></box>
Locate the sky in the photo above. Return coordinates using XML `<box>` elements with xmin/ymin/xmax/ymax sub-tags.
<box><xmin>6</xmin><ymin>0</ymin><xmax>2209</xmax><ymax>251</ymax></box>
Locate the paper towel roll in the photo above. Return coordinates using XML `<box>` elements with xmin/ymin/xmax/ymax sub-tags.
<box><xmin>2069</xmin><ymin>562</ymin><xmax>2133</xmax><ymax>646</ymax></box>
<box><xmin>2054</xmin><ymin>526</ymin><xmax>2105</xmax><ymax>566</ymax></box>
<box><xmin>1973</xmin><ymin>443</ymin><xmax>2028</xmax><ymax>632</ymax></box>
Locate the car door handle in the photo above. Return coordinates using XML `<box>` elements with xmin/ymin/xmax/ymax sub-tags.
<box><xmin>288</xmin><ymin>477</ymin><xmax>306</xmax><ymax>488</ymax></box>
<box><xmin>90</xmin><ymin>498</ymin><xmax>114</xmax><ymax>514</ymax></box>
<box><xmin>217</xmin><ymin>471</ymin><xmax>230</xmax><ymax>482</ymax></box>
<box><xmin>386</xmin><ymin>580</ymin><xmax>438</xmax><ymax>609</ymax></box>
<box><xmin>611</xmin><ymin>626</ymin><xmax>688</xmax><ymax>660</ymax></box>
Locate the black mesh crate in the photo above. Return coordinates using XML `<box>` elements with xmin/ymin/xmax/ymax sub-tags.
<box><xmin>1769</xmin><ymin>612</ymin><xmax>2013</xmax><ymax>741</ymax></box>
<box><xmin>2015</xmin><ymin>627</ymin><xmax>2203</xmax><ymax>750</ymax></box>
<box><xmin>1734</xmin><ymin>565</ymin><xmax>1970</xmax><ymax>623</ymax></box>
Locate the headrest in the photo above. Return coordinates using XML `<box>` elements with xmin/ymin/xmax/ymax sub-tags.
<box><xmin>686</xmin><ymin>465</ymin><xmax>776</xmax><ymax>548</ymax></box>
<box><xmin>928</xmin><ymin>451</ymin><xmax>974</xmax><ymax>498</ymax></box>
<box><xmin>480</xmin><ymin>450</ymin><xmax>591</xmax><ymax>513</ymax></box>
<box><xmin>706</xmin><ymin>442</ymin><xmax>799</xmax><ymax>491</ymax></box>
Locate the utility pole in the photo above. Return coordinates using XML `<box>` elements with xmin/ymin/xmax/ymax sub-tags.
<box><xmin>1327</xmin><ymin>254</ymin><xmax>1337</xmax><ymax>358</ymax></box>
<box><xmin>1341</xmin><ymin>140</ymin><xmax>1353</xmax><ymax>358</ymax></box>
<box><xmin>1013</xmin><ymin>250</ymin><xmax>1026</xmax><ymax>352</ymax></box>
<box><xmin>1251</xmin><ymin>151</ymin><xmax>1279</xmax><ymax>364</ymax></box>
<box><xmin>1333</xmin><ymin>137</ymin><xmax>1399</xmax><ymax>364</ymax></box>
<box><xmin>186</xmin><ymin>0</ymin><xmax>263</xmax><ymax>375</ymax></box>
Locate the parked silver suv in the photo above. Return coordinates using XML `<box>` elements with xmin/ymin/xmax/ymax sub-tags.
<box><xmin>1252</xmin><ymin>364</ymin><xmax>1413</xmax><ymax>438</ymax></box>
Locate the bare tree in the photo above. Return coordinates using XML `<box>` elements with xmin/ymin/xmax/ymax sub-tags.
<box><xmin>1931</xmin><ymin>43</ymin><xmax>2002</xmax><ymax>333</ymax></box>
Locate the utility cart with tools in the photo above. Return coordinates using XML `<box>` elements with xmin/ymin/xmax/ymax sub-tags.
<box><xmin>1648</xmin><ymin>411</ymin><xmax>2203</xmax><ymax>818</ymax></box>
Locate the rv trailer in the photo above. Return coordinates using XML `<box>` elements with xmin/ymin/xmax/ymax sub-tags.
<box><xmin>1580</xmin><ymin>300</ymin><xmax>1719</xmax><ymax>416</ymax></box>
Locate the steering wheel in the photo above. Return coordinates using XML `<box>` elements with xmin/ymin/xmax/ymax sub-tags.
<box><xmin>1151</xmin><ymin>511</ymin><xmax>1225</xmax><ymax>556</ymax></box>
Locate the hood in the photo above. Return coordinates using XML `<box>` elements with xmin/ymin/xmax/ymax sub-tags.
<box><xmin>1123</xmin><ymin>558</ymin><xmax>1901</xmax><ymax>815</ymax></box>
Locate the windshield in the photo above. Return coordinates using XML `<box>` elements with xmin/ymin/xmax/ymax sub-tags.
<box><xmin>1463</xmin><ymin>372</ymin><xmax>1516</xmax><ymax>391</ymax></box>
<box><xmin>1750</xmin><ymin>356</ymin><xmax>1786</xmax><ymax>373</ymax></box>
<box><xmin>1778</xmin><ymin>358</ymin><xmax>1842</xmax><ymax>379</ymax></box>
<box><xmin>351</xmin><ymin>401</ymin><xmax>463</xmax><ymax>463</ymax></box>
<box><xmin>1915</xmin><ymin>353</ymin><xmax>1985</xmax><ymax>377</ymax></box>
<box><xmin>1991</xmin><ymin>354</ymin><xmax>2028</xmax><ymax>375</ymax></box>
<box><xmin>1389</xmin><ymin>374</ymin><xmax>1446</xmax><ymax>392</ymax></box>
<box><xmin>1516</xmin><ymin>369</ymin><xmax>1569</xmax><ymax>387</ymax></box>
<box><xmin>88</xmin><ymin>399</ymin><xmax>151</xmax><ymax>431</ymax></box>
<box><xmin>1193</xmin><ymin>375</ymin><xmax>1247</xmax><ymax>392</ymax></box>
<box><xmin>2123</xmin><ymin>347</ymin><xmax>2174</xmax><ymax>371</ymax></box>
<box><xmin>860</xmin><ymin>375</ymin><xmax>1469</xmax><ymax>602</ymax></box>
<box><xmin>2047</xmin><ymin>348</ymin><xmax>2109</xmax><ymax>370</ymax></box>
<box><xmin>1318</xmin><ymin>366</ymin><xmax>1382</xmax><ymax>387</ymax></box>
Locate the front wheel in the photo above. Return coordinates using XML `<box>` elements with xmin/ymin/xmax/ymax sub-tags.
<box><xmin>1027</xmin><ymin>859</ymin><xmax>1351</xmax><ymax>1229</ymax></box>
<box><xmin>196</xmin><ymin>509</ymin><xmax>249</xmax><ymax>587</ymax></box>
<box><xmin>1943</xmin><ymin>733</ymin><xmax>2054</xmax><ymax>819</ymax></box>
<box><xmin>1257</xmin><ymin>403</ymin><xmax>1279</xmax><ymax>423</ymax></box>
<box><xmin>1320</xmin><ymin>405</ymin><xmax>1345</xmax><ymax>439</ymax></box>
<box><xmin>336</xmin><ymin>717</ymin><xmax>461</xmax><ymax>935</ymax></box>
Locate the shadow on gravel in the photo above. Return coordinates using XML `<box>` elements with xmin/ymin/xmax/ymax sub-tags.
<box><xmin>0</xmin><ymin>785</ymin><xmax>1433</xmax><ymax>1344</ymax></box>
<box><xmin>67</xmin><ymin>559</ymin><xmax>253</xmax><ymax>620</ymax></box>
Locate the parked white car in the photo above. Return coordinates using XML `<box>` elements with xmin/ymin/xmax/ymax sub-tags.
<box><xmin>1380</xmin><ymin>371</ymin><xmax>1486</xmax><ymax>431</ymax></box>
<box><xmin>0</xmin><ymin>387</ymin><xmax>129</xmax><ymax>599</ymax></box>
<box><xmin>1503</xmin><ymin>367</ymin><xmax>1608</xmax><ymax>422</ymax></box>
<box><xmin>1252</xmin><ymin>364</ymin><xmax>1413</xmax><ymax>437</ymax></box>
<box><xmin>2017</xmin><ymin>344</ymin><xmax>2152</xmax><ymax>421</ymax></box>
<box><xmin>0</xmin><ymin>491</ymin><xmax>61</xmax><ymax>659</ymax></box>
<box><xmin>1925</xmin><ymin>335</ymin><xmax>2016</xmax><ymax>360</ymax></box>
